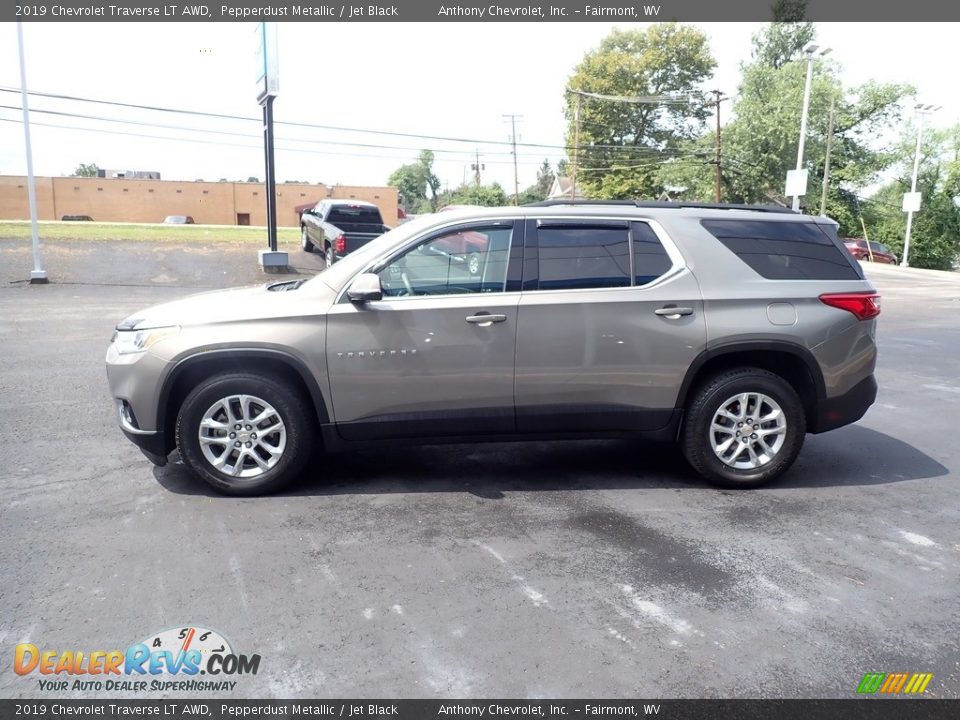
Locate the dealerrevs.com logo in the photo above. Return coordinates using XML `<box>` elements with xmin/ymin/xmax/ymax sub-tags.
<box><xmin>14</xmin><ymin>626</ymin><xmax>260</xmax><ymax>693</ymax></box>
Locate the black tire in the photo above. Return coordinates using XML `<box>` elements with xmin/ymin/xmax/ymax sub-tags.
<box><xmin>681</xmin><ymin>367</ymin><xmax>806</xmax><ymax>489</ymax></box>
<box><xmin>175</xmin><ymin>372</ymin><xmax>314</xmax><ymax>496</ymax></box>
<box><xmin>301</xmin><ymin>226</ymin><xmax>313</xmax><ymax>253</ymax></box>
<box><xmin>325</xmin><ymin>244</ymin><xmax>335</xmax><ymax>267</ymax></box>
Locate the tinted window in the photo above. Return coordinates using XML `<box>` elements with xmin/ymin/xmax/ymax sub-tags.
<box><xmin>537</xmin><ymin>224</ymin><xmax>631</xmax><ymax>290</ymax></box>
<box><xmin>701</xmin><ymin>220</ymin><xmax>860</xmax><ymax>280</ymax></box>
<box><xmin>631</xmin><ymin>222</ymin><xmax>674</xmax><ymax>285</ymax></box>
<box><xmin>327</xmin><ymin>206</ymin><xmax>383</xmax><ymax>225</ymax></box>
<box><xmin>379</xmin><ymin>226</ymin><xmax>512</xmax><ymax>297</ymax></box>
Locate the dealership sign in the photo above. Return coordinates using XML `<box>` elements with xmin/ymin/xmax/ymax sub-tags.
<box><xmin>254</xmin><ymin>21</ymin><xmax>279</xmax><ymax>104</ymax></box>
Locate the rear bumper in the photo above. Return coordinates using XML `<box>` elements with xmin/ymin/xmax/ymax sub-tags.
<box><xmin>809</xmin><ymin>374</ymin><xmax>877</xmax><ymax>434</ymax></box>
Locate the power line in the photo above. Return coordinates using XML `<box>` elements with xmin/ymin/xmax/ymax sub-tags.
<box><xmin>0</xmin><ymin>103</ymin><xmax>559</xmax><ymax>161</ymax></box>
<box><xmin>0</xmin><ymin>116</ymin><xmax>550</xmax><ymax>168</ymax></box>
<box><xmin>568</xmin><ymin>89</ymin><xmax>703</xmax><ymax>105</ymax></box>
<box><xmin>0</xmin><ymin>86</ymin><xmax>643</xmax><ymax>154</ymax></box>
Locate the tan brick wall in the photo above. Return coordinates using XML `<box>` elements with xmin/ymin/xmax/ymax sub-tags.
<box><xmin>0</xmin><ymin>176</ymin><xmax>399</xmax><ymax>228</ymax></box>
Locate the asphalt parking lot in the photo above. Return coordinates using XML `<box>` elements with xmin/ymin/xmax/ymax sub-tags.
<box><xmin>1</xmin><ymin>239</ymin><xmax>958</xmax><ymax>699</ymax></box>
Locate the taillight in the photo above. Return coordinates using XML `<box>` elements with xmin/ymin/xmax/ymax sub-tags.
<box><xmin>819</xmin><ymin>292</ymin><xmax>881</xmax><ymax>321</ymax></box>
<box><xmin>334</xmin><ymin>235</ymin><xmax>346</xmax><ymax>254</ymax></box>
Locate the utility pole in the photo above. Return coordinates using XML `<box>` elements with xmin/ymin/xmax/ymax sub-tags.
<box><xmin>470</xmin><ymin>150</ymin><xmax>484</xmax><ymax>203</ymax></box>
<box><xmin>709</xmin><ymin>90</ymin><xmax>726</xmax><ymax>203</ymax></box>
<box><xmin>572</xmin><ymin>93</ymin><xmax>582</xmax><ymax>199</ymax></box>
<box><xmin>819</xmin><ymin>98</ymin><xmax>835</xmax><ymax>216</ymax></box>
<box><xmin>471</xmin><ymin>149</ymin><xmax>483</xmax><ymax>188</ymax></box>
<box><xmin>503</xmin><ymin>114</ymin><xmax>523</xmax><ymax>206</ymax></box>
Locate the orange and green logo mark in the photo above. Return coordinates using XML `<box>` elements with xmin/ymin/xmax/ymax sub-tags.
<box><xmin>857</xmin><ymin>672</ymin><xmax>933</xmax><ymax>695</ymax></box>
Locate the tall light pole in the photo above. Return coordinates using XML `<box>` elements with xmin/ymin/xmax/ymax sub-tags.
<box><xmin>901</xmin><ymin>103</ymin><xmax>940</xmax><ymax>268</ymax></box>
<box><xmin>791</xmin><ymin>43</ymin><xmax>831</xmax><ymax>212</ymax></box>
<box><xmin>17</xmin><ymin>22</ymin><xmax>47</xmax><ymax>284</ymax></box>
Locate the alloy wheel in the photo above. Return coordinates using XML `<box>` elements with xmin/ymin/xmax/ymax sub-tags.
<box><xmin>708</xmin><ymin>392</ymin><xmax>787</xmax><ymax>470</ymax></box>
<box><xmin>198</xmin><ymin>394</ymin><xmax>286</xmax><ymax>478</ymax></box>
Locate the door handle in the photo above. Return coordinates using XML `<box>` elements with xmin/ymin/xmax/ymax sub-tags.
<box><xmin>655</xmin><ymin>306</ymin><xmax>694</xmax><ymax>318</ymax></box>
<box><xmin>466</xmin><ymin>313</ymin><xmax>507</xmax><ymax>326</ymax></box>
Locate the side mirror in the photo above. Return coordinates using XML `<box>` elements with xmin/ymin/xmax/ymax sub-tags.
<box><xmin>346</xmin><ymin>273</ymin><xmax>383</xmax><ymax>303</ymax></box>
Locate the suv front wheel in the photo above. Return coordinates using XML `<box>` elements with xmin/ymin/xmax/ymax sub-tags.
<box><xmin>682</xmin><ymin>368</ymin><xmax>806</xmax><ymax>489</ymax></box>
<box><xmin>176</xmin><ymin>372</ymin><xmax>313</xmax><ymax>495</ymax></box>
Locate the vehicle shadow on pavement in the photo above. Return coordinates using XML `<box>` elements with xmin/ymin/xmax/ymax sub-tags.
<box><xmin>775</xmin><ymin>424</ymin><xmax>949</xmax><ymax>489</ymax></box>
<box><xmin>152</xmin><ymin>425</ymin><xmax>948</xmax><ymax>498</ymax></box>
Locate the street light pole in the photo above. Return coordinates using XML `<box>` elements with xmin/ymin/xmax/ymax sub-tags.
<box><xmin>16</xmin><ymin>21</ymin><xmax>47</xmax><ymax>284</ymax></box>
<box><xmin>902</xmin><ymin>104</ymin><xmax>939</xmax><ymax>268</ymax></box>
<box><xmin>792</xmin><ymin>43</ymin><xmax>831</xmax><ymax>212</ymax></box>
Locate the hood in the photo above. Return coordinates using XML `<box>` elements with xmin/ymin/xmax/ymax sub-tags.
<box><xmin>117</xmin><ymin>280</ymin><xmax>334</xmax><ymax>330</ymax></box>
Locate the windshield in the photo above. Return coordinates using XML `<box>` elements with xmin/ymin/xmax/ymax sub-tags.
<box><xmin>306</xmin><ymin>214</ymin><xmax>444</xmax><ymax>292</ymax></box>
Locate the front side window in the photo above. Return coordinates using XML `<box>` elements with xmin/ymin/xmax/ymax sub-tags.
<box><xmin>378</xmin><ymin>226</ymin><xmax>513</xmax><ymax>297</ymax></box>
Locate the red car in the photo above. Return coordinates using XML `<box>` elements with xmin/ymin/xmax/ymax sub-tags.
<box><xmin>843</xmin><ymin>238</ymin><xmax>898</xmax><ymax>265</ymax></box>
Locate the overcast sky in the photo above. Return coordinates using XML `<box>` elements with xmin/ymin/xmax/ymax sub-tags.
<box><xmin>0</xmin><ymin>22</ymin><xmax>956</xmax><ymax>194</ymax></box>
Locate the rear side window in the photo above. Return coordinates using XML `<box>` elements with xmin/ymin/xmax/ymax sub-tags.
<box><xmin>327</xmin><ymin>206</ymin><xmax>383</xmax><ymax>225</ymax></box>
<box><xmin>701</xmin><ymin>220</ymin><xmax>860</xmax><ymax>280</ymax></box>
<box><xmin>536</xmin><ymin>224</ymin><xmax>631</xmax><ymax>290</ymax></box>
<box><xmin>631</xmin><ymin>222</ymin><xmax>674</xmax><ymax>285</ymax></box>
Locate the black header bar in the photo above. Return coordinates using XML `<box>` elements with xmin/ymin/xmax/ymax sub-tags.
<box><xmin>7</xmin><ymin>0</ymin><xmax>960</xmax><ymax>22</ymax></box>
<box><xmin>2</xmin><ymin>699</ymin><xmax>959</xmax><ymax>720</ymax></box>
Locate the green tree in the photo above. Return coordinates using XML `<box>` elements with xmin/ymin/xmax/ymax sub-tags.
<box><xmin>658</xmin><ymin>23</ymin><xmax>911</xmax><ymax>236</ymax></box>
<box><xmin>516</xmin><ymin>159</ymin><xmax>556</xmax><ymax>204</ymax></box>
<box><xmin>72</xmin><ymin>163</ymin><xmax>100</xmax><ymax>177</ymax></box>
<box><xmin>438</xmin><ymin>183</ymin><xmax>509</xmax><ymax>208</ymax></box>
<box><xmin>565</xmin><ymin>23</ymin><xmax>716</xmax><ymax>199</ymax></box>
<box><xmin>868</xmin><ymin>124</ymin><xmax>960</xmax><ymax>269</ymax></box>
<box><xmin>750</xmin><ymin>10</ymin><xmax>815</xmax><ymax>70</ymax></box>
<box><xmin>388</xmin><ymin>150</ymin><xmax>441</xmax><ymax>213</ymax></box>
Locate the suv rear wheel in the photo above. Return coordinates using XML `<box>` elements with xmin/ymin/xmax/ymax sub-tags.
<box><xmin>682</xmin><ymin>368</ymin><xmax>806</xmax><ymax>488</ymax></box>
<box><xmin>176</xmin><ymin>372</ymin><xmax>313</xmax><ymax>495</ymax></box>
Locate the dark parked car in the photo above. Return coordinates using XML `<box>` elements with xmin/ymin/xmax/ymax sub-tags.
<box><xmin>300</xmin><ymin>200</ymin><xmax>389</xmax><ymax>266</ymax></box>
<box><xmin>843</xmin><ymin>238</ymin><xmax>897</xmax><ymax>264</ymax></box>
<box><xmin>62</xmin><ymin>214</ymin><xmax>94</xmax><ymax>221</ymax></box>
<box><xmin>163</xmin><ymin>215</ymin><xmax>195</xmax><ymax>225</ymax></box>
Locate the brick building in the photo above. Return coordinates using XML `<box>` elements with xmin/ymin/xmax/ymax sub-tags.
<box><xmin>0</xmin><ymin>176</ymin><xmax>399</xmax><ymax>228</ymax></box>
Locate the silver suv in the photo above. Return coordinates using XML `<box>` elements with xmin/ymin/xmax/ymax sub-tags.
<box><xmin>106</xmin><ymin>202</ymin><xmax>879</xmax><ymax>495</ymax></box>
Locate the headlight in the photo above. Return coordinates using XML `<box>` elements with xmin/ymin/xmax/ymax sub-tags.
<box><xmin>111</xmin><ymin>326</ymin><xmax>180</xmax><ymax>355</ymax></box>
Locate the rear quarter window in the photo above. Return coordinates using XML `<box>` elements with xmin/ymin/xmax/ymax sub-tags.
<box><xmin>701</xmin><ymin>219</ymin><xmax>861</xmax><ymax>280</ymax></box>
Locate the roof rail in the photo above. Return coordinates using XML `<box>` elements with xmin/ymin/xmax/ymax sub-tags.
<box><xmin>525</xmin><ymin>200</ymin><xmax>797</xmax><ymax>214</ymax></box>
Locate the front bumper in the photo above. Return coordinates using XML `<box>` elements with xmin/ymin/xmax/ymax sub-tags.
<box><xmin>107</xmin><ymin>342</ymin><xmax>173</xmax><ymax>467</ymax></box>
<box><xmin>810</xmin><ymin>374</ymin><xmax>878</xmax><ymax>434</ymax></box>
<box><xmin>117</xmin><ymin>400</ymin><xmax>169</xmax><ymax>466</ymax></box>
